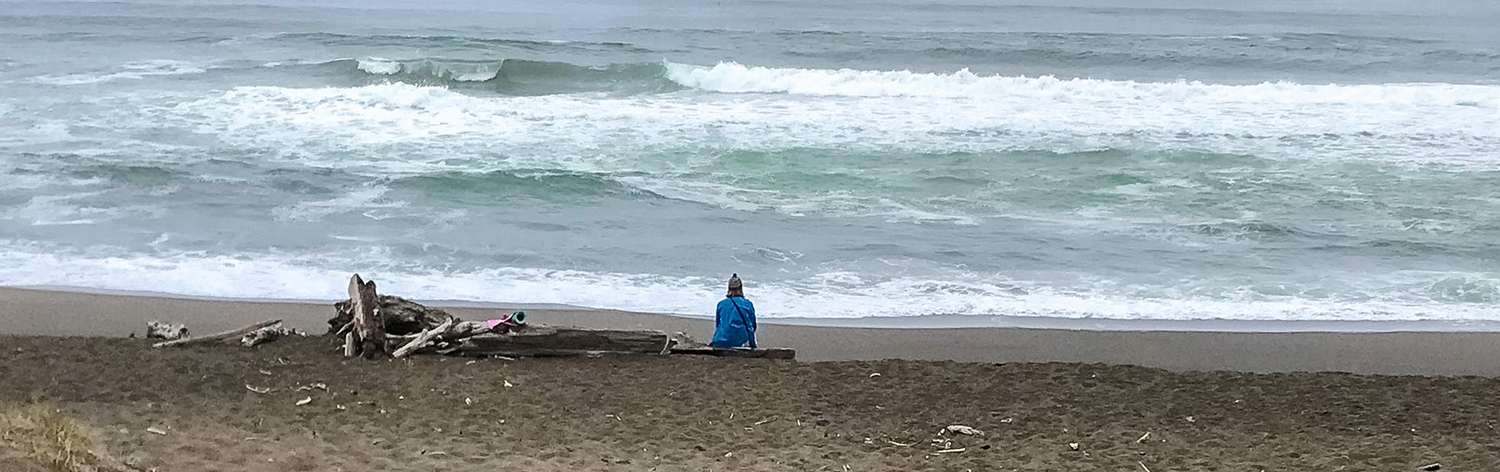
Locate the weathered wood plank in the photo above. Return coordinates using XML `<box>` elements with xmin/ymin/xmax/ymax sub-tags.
<box><xmin>457</xmin><ymin>326</ymin><xmax>672</xmax><ymax>357</ymax></box>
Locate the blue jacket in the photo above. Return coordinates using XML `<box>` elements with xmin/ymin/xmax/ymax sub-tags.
<box><xmin>711</xmin><ymin>296</ymin><xmax>756</xmax><ymax>348</ymax></box>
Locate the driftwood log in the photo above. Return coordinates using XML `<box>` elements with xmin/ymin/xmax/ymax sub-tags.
<box><xmin>391</xmin><ymin>318</ymin><xmax>454</xmax><ymax>358</ymax></box>
<box><xmin>153</xmin><ymin>319</ymin><xmax>282</xmax><ymax>348</ymax></box>
<box><xmin>457</xmin><ymin>326</ymin><xmax>674</xmax><ymax>358</ymax></box>
<box><xmin>145</xmin><ymin>321</ymin><xmax>189</xmax><ymax>340</ymax></box>
<box><xmin>241</xmin><ymin>326</ymin><xmax>302</xmax><ymax>347</ymax></box>
<box><xmin>670</xmin><ymin>346</ymin><xmax>797</xmax><ymax>359</ymax></box>
<box><xmin>346</xmin><ymin>274</ymin><xmax>386</xmax><ymax>359</ymax></box>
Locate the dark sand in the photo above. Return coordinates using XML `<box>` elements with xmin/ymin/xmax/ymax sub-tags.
<box><xmin>3</xmin><ymin>287</ymin><xmax>1500</xmax><ymax>471</ymax></box>
<box><xmin>6</xmin><ymin>288</ymin><xmax>1500</xmax><ymax>375</ymax></box>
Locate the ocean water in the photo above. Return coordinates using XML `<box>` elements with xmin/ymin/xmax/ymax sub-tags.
<box><xmin>2</xmin><ymin>0</ymin><xmax>1498</xmax><ymax>322</ymax></box>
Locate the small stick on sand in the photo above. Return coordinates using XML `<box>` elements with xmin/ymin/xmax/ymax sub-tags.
<box><xmin>153</xmin><ymin>319</ymin><xmax>282</xmax><ymax>348</ymax></box>
<box><xmin>1139</xmin><ymin>461</ymin><xmax>1151</xmax><ymax>472</ymax></box>
<box><xmin>1137</xmin><ymin>432</ymin><xmax>1151</xmax><ymax>443</ymax></box>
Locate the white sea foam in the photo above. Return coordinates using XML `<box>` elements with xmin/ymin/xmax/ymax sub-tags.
<box><xmin>1</xmin><ymin>193</ymin><xmax>160</xmax><ymax>226</ymax></box>
<box><xmin>270</xmin><ymin>187</ymin><xmax>408</xmax><ymax>222</ymax></box>
<box><xmin>179</xmin><ymin>81</ymin><xmax>1500</xmax><ymax>158</ymax></box>
<box><xmin>664</xmin><ymin>61</ymin><xmax>1500</xmax><ymax>106</ymax></box>
<box><xmin>356</xmin><ymin>57</ymin><xmax>402</xmax><ymax>75</ymax></box>
<box><xmin>0</xmin><ymin>242</ymin><xmax>1495</xmax><ymax>322</ymax></box>
<box><xmin>29</xmin><ymin>60</ymin><xmax>209</xmax><ymax>86</ymax></box>
<box><xmin>103</xmin><ymin>76</ymin><xmax>1490</xmax><ymax>222</ymax></box>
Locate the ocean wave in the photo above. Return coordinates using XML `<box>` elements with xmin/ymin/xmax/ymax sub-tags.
<box><xmin>292</xmin><ymin>57</ymin><xmax>679</xmax><ymax>95</ymax></box>
<box><xmin>174</xmin><ymin>79</ymin><xmax>1500</xmax><ymax>171</ymax></box>
<box><xmin>1</xmin><ymin>192</ymin><xmax>163</xmax><ymax>227</ymax></box>
<box><xmin>387</xmin><ymin>169</ymin><xmax>666</xmax><ymax>200</ymax></box>
<box><xmin>267</xmin><ymin>32</ymin><xmax>652</xmax><ymax>53</ymax></box>
<box><xmin>0</xmin><ymin>242</ymin><xmax>1496</xmax><ymax>321</ymax></box>
<box><xmin>664</xmin><ymin>61</ymin><xmax>1500</xmax><ymax>105</ymax></box>
<box><xmin>28</xmin><ymin>60</ymin><xmax>208</xmax><ymax>86</ymax></box>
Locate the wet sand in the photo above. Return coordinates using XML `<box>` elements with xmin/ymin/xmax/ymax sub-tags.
<box><xmin>3</xmin><ymin>287</ymin><xmax>1500</xmax><ymax>471</ymax></box>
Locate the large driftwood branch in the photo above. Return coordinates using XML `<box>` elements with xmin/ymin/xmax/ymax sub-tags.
<box><xmin>347</xmin><ymin>274</ymin><xmax>386</xmax><ymax>359</ymax></box>
<box><xmin>153</xmin><ymin>319</ymin><xmax>283</xmax><ymax>348</ymax></box>
<box><xmin>440</xmin><ymin>320</ymin><xmax>506</xmax><ymax>341</ymax></box>
<box><xmin>392</xmin><ymin>318</ymin><xmax>454</xmax><ymax>358</ymax></box>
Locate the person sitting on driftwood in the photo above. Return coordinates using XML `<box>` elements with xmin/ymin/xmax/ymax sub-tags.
<box><xmin>710</xmin><ymin>273</ymin><xmax>757</xmax><ymax>349</ymax></box>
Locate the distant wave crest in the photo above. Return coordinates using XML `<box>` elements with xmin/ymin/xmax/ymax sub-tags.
<box><xmin>664</xmin><ymin>61</ymin><xmax>1500</xmax><ymax>107</ymax></box>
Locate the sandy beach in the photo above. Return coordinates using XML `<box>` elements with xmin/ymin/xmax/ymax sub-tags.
<box><xmin>3</xmin><ymin>288</ymin><xmax>1500</xmax><ymax>471</ymax></box>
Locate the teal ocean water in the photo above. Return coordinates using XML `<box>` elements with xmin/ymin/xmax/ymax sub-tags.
<box><xmin>1</xmin><ymin>0</ymin><xmax>1498</xmax><ymax>322</ymax></box>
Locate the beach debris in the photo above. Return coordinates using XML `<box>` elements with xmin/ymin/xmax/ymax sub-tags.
<box><xmin>1419</xmin><ymin>464</ymin><xmax>1442</xmax><ymax>471</ymax></box>
<box><xmin>321</xmin><ymin>277</ymin><xmax>794</xmax><ymax>360</ymax></box>
<box><xmin>754</xmin><ymin>417</ymin><xmax>778</xmax><ymax>426</ymax></box>
<box><xmin>885</xmin><ymin>439</ymin><xmax>915</xmax><ymax>447</ymax></box>
<box><xmin>1185</xmin><ymin>416</ymin><xmax>1196</xmax><ymax>423</ymax></box>
<box><xmin>944</xmin><ymin>425</ymin><xmax>984</xmax><ymax>436</ymax></box>
<box><xmin>153</xmin><ymin>319</ymin><xmax>282</xmax><ymax>348</ymax></box>
<box><xmin>241</xmin><ymin>325</ymin><xmax>306</xmax><ymax>347</ymax></box>
<box><xmin>869</xmin><ymin>373</ymin><xmax>881</xmax><ymax>377</ymax></box>
<box><xmin>999</xmin><ymin>417</ymin><xmax>1014</xmax><ymax>424</ymax></box>
<box><xmin>145</xmin><ymin>427</ymin><xmax>168</xmax><ymax>436</ymax></box>
<box><xmin>245</xmin><ymin>385</ymin><xmax>272</xmax><ymax>394</ymax></box>
<box><xmin>503</xmin><ymin>380</ymin><xmax>514</xmax><ymax>388</ymax></box>
<box><xmin>936</xmin><ymin>448</ymin><xmax>966</xmax><ymax>454</ymax></box>
<box><xmin>392</xmin><ymin>317</ymin><xmax>455</xmax><ymax>358</ymax></box>
<box><xmin>343</xmin><ymin>274</ymin><xmax>387</xmax><ymax>359</ymax></box>
<box><xmin>724</xmin><ymin>452</ymin><xmax>733</xmax><ymax>458</ymax></box>
<box><xmin>145</xmin><ymin>321</ymin><xmax>190</xmax><ymax>340</ymax></box>
<box><xmin>295</xmin><ymin>383</ymin><xmax>328</xmax><ymax>392</ymax></box>
<box><xmin>336</xmin><ymin>404</ymin><xmax>347</xmax><ymax>411</ymax></box>
<box><xmin>1069</xmin><ymin>443</ymin><xmax>1080</xmax><ymax>451</ymax></box>
<box><xmin>465</xmin><ymin>397</ymin><xmax>473</xmax><ymax>407</ymax></box>
<box><xmin>296</xmin><ymin>396</ymin><xmax>312</xmax><ymax>406</ymax></box>
<box><xmin>1139</xmin><ymin>461</ymin><xmax>1152</xmax><ymax>472</ymax></box>
<box><xmin>258</xmin><ymin>369</ymin><xmax>273</xmax><ymax>376</ymax></box>
<box><xmin>1137</xmin><ymin>432</ymin><xmax>1151</xmax><ymax>443</ymax></box>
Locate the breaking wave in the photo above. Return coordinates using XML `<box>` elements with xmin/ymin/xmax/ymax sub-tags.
<box><xmin>663</xmin><ymin>62</ymin><xmax>1500</xmax><ymax>106</ymax></box>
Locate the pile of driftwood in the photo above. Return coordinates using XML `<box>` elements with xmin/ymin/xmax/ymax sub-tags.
<box><xmin>335</xmin><ymin>274</ymin><xmax>793</xmax><ymax>359</ymax></box>
<box><xmin>151</xmin><ymin>273</ymin><xmax>794</xmax><ymax>360</ymax></box>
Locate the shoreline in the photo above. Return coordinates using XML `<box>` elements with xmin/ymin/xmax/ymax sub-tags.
<box><xmin>5</xmin><ymin>286</ymin><xmax>1500</xmax><ymax>375</ymax></box>
<box><xmin>13</xmin><ymin>284</ymin><xmax>1500</xmax><ymax>333</ymax></box>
